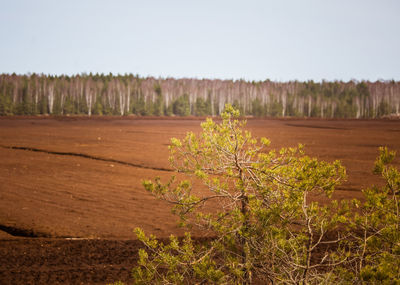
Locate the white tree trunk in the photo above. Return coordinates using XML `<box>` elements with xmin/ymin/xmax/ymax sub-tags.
<box><xmin>48</xmin><ymin>85</ymin><xmax>54</xmax><ymax>114</ymax></box>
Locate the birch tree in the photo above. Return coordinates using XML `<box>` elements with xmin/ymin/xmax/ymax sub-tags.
<box><xmin>85</xmin><ymin>80</ymin><xmax>94</xmax><ymax>116</ymax></box>
<box><xmin>47</xmin><ymin>83</ymin><xmax>54</xmax><ymax>114</ymax></box>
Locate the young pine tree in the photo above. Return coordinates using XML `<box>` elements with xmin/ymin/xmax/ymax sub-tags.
<box><xmin>132</xmin><ymin>105</ymin><xmax>350</xmax><ymax>284</ymax></box>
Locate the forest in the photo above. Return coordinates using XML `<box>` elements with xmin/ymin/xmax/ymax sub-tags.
<box><xmin>0</xmin><ymin>73</ymin><xmax>399</xmax><ymax>118</ymax></box>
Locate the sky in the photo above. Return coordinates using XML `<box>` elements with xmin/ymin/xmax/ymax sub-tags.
<box><xmin>0</xmin><ymin>0</ymin><xmax>399</xmax><ymax>82</ymax></box>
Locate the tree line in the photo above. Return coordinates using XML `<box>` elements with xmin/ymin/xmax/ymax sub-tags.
<box><xmin>0</xmin><ymin>73</ymin><xmax>399</xmax><ymax>118</ymax></box>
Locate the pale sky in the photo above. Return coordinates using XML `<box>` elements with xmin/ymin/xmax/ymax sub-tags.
<box><xmin>1</xmin><ymin>0</ymin><xmax>399</xmax><ymax>81</ymax></box>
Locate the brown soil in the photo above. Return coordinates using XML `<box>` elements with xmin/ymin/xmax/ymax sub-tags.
<box><xmin>0</xmin><ymin>116</ymin><xmax>399</xmax><ymax>284</ymax></box>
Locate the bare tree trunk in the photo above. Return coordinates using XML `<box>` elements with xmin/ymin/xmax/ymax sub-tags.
<box><xmin>282</xmin><ymin>93</ymin><xmax>287</xmax><ymax>117</ymax></box>
<box><xmin>126</xmin><ymin>84</ymin><xmax>130</xmax><ymax>114</ymax></box>
<box><xmin>118</xmin><ymin>82</ymin><xmax>126</xmax><ymax>116</ymax></box>
<box><xmin>85</xmin><ymin>81</ymin><xmax>93</xmax><ymax>116</ymax></box>
<box><xmin>48</xmin><ymin>84</ymin><xmax>54</xmax><ymax>114</ymax></box>
<box><xmin>61</xmin><ymin>92</ymin><xmax>65</xmax><ymax>114</ymax></box>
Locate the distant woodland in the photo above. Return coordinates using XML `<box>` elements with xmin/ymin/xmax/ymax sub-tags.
<box><xmin>0</xmin><ymin>73</ymin><xmax>399</xmax><ymax>118</ymax></box>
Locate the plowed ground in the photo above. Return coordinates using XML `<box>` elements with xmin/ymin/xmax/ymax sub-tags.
<box><xmin>0</xmin><ymin>116</ymin><xmax>399</xmax><ymax>284</ymax></box>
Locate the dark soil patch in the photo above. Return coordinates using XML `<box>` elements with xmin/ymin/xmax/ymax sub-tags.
<box><xmin>0</xmin><ymin>238</ymin><xmax>141</xmax><ymax>285</ymax></box>
<box><xmin>0</xmin><ymin>224</ymin><xmax>50</xmax><ymax>238</ymax></box>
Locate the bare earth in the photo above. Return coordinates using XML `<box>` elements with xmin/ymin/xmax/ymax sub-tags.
<box><xmin>0</xmin><ymin>116</ymin><xmax>399</xmax><ymax>284</ymax></box>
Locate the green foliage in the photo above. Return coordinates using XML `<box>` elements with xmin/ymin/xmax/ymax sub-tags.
<box><xmin>39</xmin><ymin>96</ymin><xmax>48</xmax><ymax>114</ymax></box>
<box><xmin>144</xmin><ymin>100</ymin><xmax>154</xmax><ymax>116</ymax></box>
<box><xmin>269</xmin><ymin>100</ymin><xmax>283</xmax><ymax>117</ymax></box>
<box><xmin>0</xmin><ymin>93</ymin><xmax>13</xmax><ymax>115</ymax></box>
<box><xmin>377</xmin><ymin>100</ymin><xmax>391</xmax><ymax>117</ymax></box>
<box><xmin>132</xmin><ymin>230</ymin><xmax>226</xmax><ymax>284</ymax></box>
<box><xmin>133</xmin><ymin>96</ymin><xmax>146</xmax><ymax>116</ymax></box>
<box><xmin>154</xmin><ymin>95</ymin><xmax>164</xmax><ymax>116</ymax></box>
<box><xmin>79</xmin><ymin>94</ymin><xmax>89</xmax><ymax>115</ymax></box>
<box><xmin>14</xmin><ymin>80</ymin><xmax>35</xmax><ymax>115</ymax></box>
<box><xmin>251</xmin><ymin>98</ymin><xmax>264</xmax><ymax>116</ymax></box>
<box><xmin>134</xmin><ymin>105</ymin><xmax>355</xmax><ymax>284</ymax></box>
<box><xmin>63</xmin><ymin>96</ymin><xmax>75</xmax><ymax>114</ymax></box>
<box><xmin>173</xmin><ymin>94</ymin><xmax>191</xmax><ymax>116</ymax></box>
<box><xmin>194</xmin><ymin>97</ymin><xmax>211</xmax><ymax>116</ymax></box>
<box><xmin>153</xmin><ymin>84</ymin><xmax>164</xmax><ymax>116</ymax></box>
<box><xmin>93</xmin><ymin>96</ymin><xmax>103</xmax><ymax>115</ymax></box>
<box><xmin>232</xmin><ymin>99</ymin><xmax>243</xmax><ymax>115</ymax></box>
<box><xmin>52</xmin><ymin>93</ymin><xmax>62</xmax><ymax>115</ymax></box>
<box><xmin>341</xmin><ymin>147</ymin><xmax>400</xmax><ymax>283</ymax></box>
